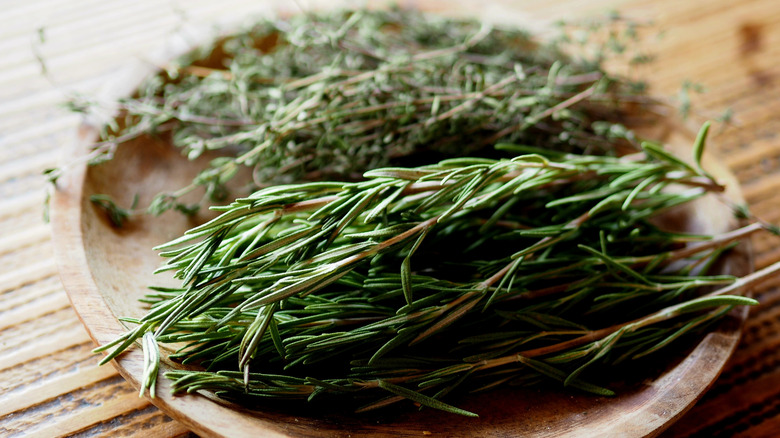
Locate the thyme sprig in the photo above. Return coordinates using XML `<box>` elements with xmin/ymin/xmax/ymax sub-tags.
<box><xmin>97</xmin><ymin>137</ymin><xmax>761</xmax><ymax>416</ymax></box>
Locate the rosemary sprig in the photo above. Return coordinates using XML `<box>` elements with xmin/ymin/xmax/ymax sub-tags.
<box><xmin>97</xmin><ymin>138</ymin><xmax>761</xmax><ymax>416</ymax></box>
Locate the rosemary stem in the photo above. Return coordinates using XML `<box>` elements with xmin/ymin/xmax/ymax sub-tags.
<box><xmin>664</xmin><ymin>222</ymin><xmax>763</xmax><ymax>263</ymax></box>
<box><xmin>705</xmin><ymin>257</ymin><xmax>780</xmax><ymax>298</ymax></box>
<box><xmin>493</xmin><ymin>257</ymin><xmax>771</xmax><ymax>363</ymax></box>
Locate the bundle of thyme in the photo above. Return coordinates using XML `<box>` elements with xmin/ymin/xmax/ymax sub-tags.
<box><xmin>88</xmin><ymin>10</ymin><xmax>773</xmax><ymax>417</ymax></box>
<box><xmin>71</xmin><ymin>8</ymin><xmax>641</xmax><ymax>217</ymax></box>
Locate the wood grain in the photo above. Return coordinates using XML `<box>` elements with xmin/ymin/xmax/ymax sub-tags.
<box><xmin>3</xmin><ymin>0</ymin><xmax>780</xmax><ymax>437</ymax></box>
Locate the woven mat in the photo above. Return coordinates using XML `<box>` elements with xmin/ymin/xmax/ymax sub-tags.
<box><xmin>2</xmin><ymin>1</ymin><xmax>779</xmax><ymax>436</ymax></box>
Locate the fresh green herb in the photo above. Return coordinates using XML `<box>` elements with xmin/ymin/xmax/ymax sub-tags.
<box><xmin>96</xmin><ymin>141</ymin><xmax>763</xmax><ymax>416</ymax></box>
<box><xmin>90</xmin><ymin>194</ymin><xmax>138</xmax><ymax>227</ymax></box>
<box><xmin>72</xmin><ymin>8</ymin><xmax>647</xmax><ymax>218</ymax></box>
<box><xmin>87</xmin><ymin>9</ymin><xmax>772</xmax><ymax>417</ymax></box>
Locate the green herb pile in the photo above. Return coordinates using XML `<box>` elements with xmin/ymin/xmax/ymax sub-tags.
<box><xmin>89</xmin><ymin>9</ymin><xmax>768</xmax><ymax>417</ymax></box>
<box><xmin>72</xmin><ymin>8</ymin><xmax>641</xmax><ymax>217</ymax></box>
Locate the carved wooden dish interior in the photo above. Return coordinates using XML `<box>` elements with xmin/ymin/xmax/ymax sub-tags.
<box><xmin>51</xmin><ymin>10</ymin><xmax>751</xmax><ymax>438</ymax></box>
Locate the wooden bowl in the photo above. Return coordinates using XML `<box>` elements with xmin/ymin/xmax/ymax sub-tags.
<box><xmin>50</xmin><ymin>8</ymin><xmax>752</xmax><ymax>438</ymax></box>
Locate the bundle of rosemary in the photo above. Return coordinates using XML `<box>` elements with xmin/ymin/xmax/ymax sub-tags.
<box><xmin>88</xmin><ymin>9</ymin><xmax>770</xmax><ymax>417</ymax></box>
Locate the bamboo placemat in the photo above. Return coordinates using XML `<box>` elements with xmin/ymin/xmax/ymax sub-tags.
<box><xmin>2</xmin><ymin>0</ymin><xmax>780</xmax><ymax>436</ymax></box>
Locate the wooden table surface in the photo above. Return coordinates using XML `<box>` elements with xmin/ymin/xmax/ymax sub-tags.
<box><xmin>3</xmin><ymin>0</ymin><xmax>780</xmax><ymax>436</ymax></box>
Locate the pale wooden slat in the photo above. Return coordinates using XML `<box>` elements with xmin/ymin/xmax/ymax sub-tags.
<box><xmin>693</xmin><ymin>65</ymin><xmax>780</xmax><ymax>117</ymax></box>
<box><xmin>0</xmin><ymin>364</ymin><xmax>118</xmax><ymax>417</ymax></box>
<box><xmin>0</xmin><ymin>291</ymin><xmax>71</xmax><ymax>331</ymax></box>
<box><xmin>0</xmin><ymin>1</ymin><xmax>182</xmax><ymax>69</ymax></box>
<box><xmin>0</xmin><ymin>278</ymin><xmax>61</xmax><ymax>313</ymax></box>
<box><xmin>10</xmin><ymin>10</ymin><xmax>172</xmax><ymax>69</ymax></box>
<box><xmin>717</xmin><ymin>78</ymin><xmax>780</xmax><ymax>123</ymax></box>
<box><xmin>0</xmin><ymin>324</ymin><xmax>91</xmax><ymax>372</ymax></box>
<box><xmin>648</xmin><ymin>29</ymin><xmax>780</xmax><ymax>95</ymax></box>
<box><xmin>0</xmin><ymin>259</ymin><xmax>57</xmax><ymax>294</ymax></box>
<box><xmin>75</xmin><ymin>405</ymin><xmax>194</xmax><ymax>438</ymax></box>
<box><xmin>0</xmin><ymin>0</ymin><xmax>273</xmax><ymax>90</ymax></box>
<box><xmin>632</xmin><ymin>0</ymin><xmax>780</xmax><ymax>87</ymax></box>
<box><xmin>0</xmin><ymin>113</ymin><xmax>79</xmax><ymax>150</ymax></box>
<box><xmin>739</xmin><ymin>170</ymin><xmax>780</xmax><ymax>203</ymax></box>
<box><xmin>23</xmin><ymin>388</ymin><xmax>151</xmax><ymax>438</ymax></box>
<box><xmin>648</xmin><ymin>12</ymin><xmax>780</xmax><ymax>87</ymax></box>
<box><xmin>755</xmin><ymin>243</ymin><xmax>780</xmax><ymax>270</ymax></box>
<box><xmin>0</xmin><ymin>88</ymin><xmax>67</xmax><ymax>119</ymax></box>
<box><xmin>139</xmin><ymin>421</ymin><xmax>194</xmax><ymax>438</ymax></box>
<box><xmin>0</xmin><ymin>223</ymin><xmax>51</xmax><ymax>255</ymax></box>
<box><xmin>628</xmin><ymin>0</ymin><xmax>747</xmax><ymax>25</ymax></box>
<box><xmin>0</xmin><ymin>192</ymin><xmax>46</xmax><ymax>220</ymax></box>
<box><xmin>726</xmin><ymin>138</ymin><xmax>780</xmax><ymax>174</ymax></box>
<box><xmin>0</xmin><ymin>150</ymin><xmax>61</xmax><ymax>183</ymax></box>
<box><xmin>0</xmin><ymin>0</ymin><xmax>82</xmax><ymax>38</ymax></box>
